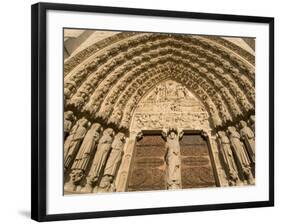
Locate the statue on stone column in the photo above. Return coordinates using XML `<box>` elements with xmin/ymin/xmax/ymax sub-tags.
<box><xmin>82</xmin><ymin>128</ymin><xmax>115</xmax><ymax>192</ymax></box>
<box><xmin>97</xmin><ymin>132</ymin><xmax>126</xmax><ymax>192</ymax></box>
<box><xmin>162</xmin><ymin>128</ymin><xmax>184</xmax><ymax>190</ymax></box>
<box><xmin>218</xmin><ymin>131</ymin><xmax>239</xmax><ymax>186</ymax></box>
<box><xmin>64</xmin><ymin>117</ymin><xmax>89</xmax><ymax>173</ymax></box>
<box><xmin>72</xmin><ymin>123</ymin><xmax>103</xmax><ymax>171</ymax></box>
<box><xmin>64</xmin><ymin>111</ymin><xmax>75</xmax><ymax>140</ymax></box>
<box><xmin>227</xmin><ymin>126</ymin><xmax>254</xmax><ymax>185</ymax></box>
<box><xmin>239</xmin><ymin>120</ymin><xmax>255</xmax><ymax>164</ymax></box>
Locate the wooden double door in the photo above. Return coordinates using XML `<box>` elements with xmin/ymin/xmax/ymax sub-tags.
<box><xmin>127</xmin><ymin>133</ymin><xmax>217</xmax><ymax>191</ymax></box>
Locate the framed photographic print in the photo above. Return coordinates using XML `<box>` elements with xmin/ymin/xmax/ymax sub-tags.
<box><xmin>31</xmin><ymin>2</ymin><xmax>274</xmax><ymax>222</ymax></box>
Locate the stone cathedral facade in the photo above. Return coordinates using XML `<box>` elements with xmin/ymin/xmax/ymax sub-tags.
<box><xmin>63</xmin><ymin>30</ymin><xmax>256</xmax><ymax>194</ymax></box>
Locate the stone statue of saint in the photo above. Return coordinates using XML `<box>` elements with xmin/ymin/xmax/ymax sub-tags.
<box><xmin>97</xmin><ymin>132</ymin><xmax>126</xmax><ymax>192</ymax></box>
<box><xmin>218</xmin><ymin>131</ymin><xmax>239</xmax><ymax>186</ymax></box>
<box><xmin>249</xmin><ymin>115</ymin><xmax>255</xmax><ymax>133</ymax></box>
<box><xmin>64</xmin><ymin>111</ymin><xmax>75</xmax><ymax>140</ymax></box>
<box><xmin>83</xmin><ymin>128</ymin><xmax>115</xmax><ymax>192</ymax></box>
<box><xmin>162</xmin><ymin>128</ymin><xmax>184</xmax><ymax>190</ymax></box>
<box><xmin>227</xmin><ymin>126</ymin><xmax>254</xmax><ymax>185</ymax></box>
<box><xmin>64</xmin><ymin>80</ymin><xmax>76</xmax><ymax>99</ymax></box>
<box><xmin>239</xmin><ymin>120</ymin><xmax>255</xmax><ymax>163</ymax></box>
<box><xmin>103</xmin><ymin>132</ymin><xmax>126</xmax><ymax>177</ymax></box>
<box><xmin>64</xmin><ymin>118</ymin><xmax>89</xmax><ymax>172</ymax></box>
<box><xmin>72</xmin><ymin>123</ymin><xmax>103</xmax><ymax>171</ymax></box>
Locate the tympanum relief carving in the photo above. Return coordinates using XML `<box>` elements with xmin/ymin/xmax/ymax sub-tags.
<box><xmin>131</xmin><ymin>80</ymin><xmax>211</xmax><ymax>132</ymax></box>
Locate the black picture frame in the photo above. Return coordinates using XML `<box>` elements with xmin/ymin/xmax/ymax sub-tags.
<box><xmin>31</xmin><ymin>2</ymin><xmax>274</xmax><ymax>222</ymax></box>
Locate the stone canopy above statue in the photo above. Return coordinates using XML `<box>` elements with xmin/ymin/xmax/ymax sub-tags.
<box><xmin>131</xmin><ymin>80</ymin><xmax>210</xmax><ymax>131</ymax></box>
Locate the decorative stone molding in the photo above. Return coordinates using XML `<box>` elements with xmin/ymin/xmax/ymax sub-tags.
<box><xmin>65</xmin><ymin>35</ymin><xmax>254</xmax><ymax>112</ymax></box>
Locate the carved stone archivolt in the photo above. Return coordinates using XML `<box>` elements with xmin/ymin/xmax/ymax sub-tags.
<box><xmin>63</xmin><ymin>31</ymin><xmax>255</xmax><ymax>193</ymax></box>
<box><xmin>64</xmin><ymin>34</ymin><xmax>254</xmax><ymax>125</ymax></box>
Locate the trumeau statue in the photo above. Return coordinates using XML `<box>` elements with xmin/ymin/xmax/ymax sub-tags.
<box><xmin>227</xmin><ymin>126</ymin><xmax>254</xmax><ymax>185</ymax></box>
<box><xmin>64</xmin><ymin>111</ymin><xmax>75</xmax><ymax>140</ymax></box>
<box><xmin>72</xmin><ymin>123</ymin><xmax>103</xmax><ymax>171</ymax></box>
<box><xmin>162</xmin><ymin>128</ymin><xmax>184</xmax><ymax>190</ymax></box>
<box><xmin>218</xmin><ymin>131</ymin><xmax>239</xmax><ymax>186</ymax></box>
<box><xmin>98</xmin><ymin>132</ymin><xmax>126</xmax><ymax>192</ymax></box>
<box><xmin>64</xmin><ymin>117</ymin><xmax>89</xmax><ymax>172</ymax></box>
<box><xmin>239</xmin><ymin>120</ymin><xmax>255</xmax><ymax>163</ymax></box>
<box><xmin>82</xmin><ymin>128</ymin><xmax>115</xmax><ymax>192</ymax></box>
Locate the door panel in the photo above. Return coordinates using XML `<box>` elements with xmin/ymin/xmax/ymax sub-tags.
<box><xmin>180</xmin><ymin>134</ymin><xmax>216</xmax><ymax>188</ymax></box>
<box><xmin>127</xmin><ymin>135</ymin><xmax>166</xmax><ymax>191</ymax></box>
<box><xmin>127</xmin><ymin>133</ymin><xmax>217</xmax><ymax>192</ymax></box>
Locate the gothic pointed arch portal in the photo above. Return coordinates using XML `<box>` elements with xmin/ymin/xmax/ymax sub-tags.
<box><xmin>123</xmin><ymin>80</ymin><xmax>219</xmax><ymax>191</ymax></box>
<box><xmin>63</xmin><ymin>30</ymin><xmax>256</xmax><ymax>194</ymax></box>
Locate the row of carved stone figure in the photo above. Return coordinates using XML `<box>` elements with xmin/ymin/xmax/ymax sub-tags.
<box><xmin>217</xmin><ymin>116</ymin><xmax>255</xmax><ymax>186</ymax></box>
<box><xmin>63</xmin><ymin>112</ymin><xmax>126</xmax><ymax>193</ymax></box>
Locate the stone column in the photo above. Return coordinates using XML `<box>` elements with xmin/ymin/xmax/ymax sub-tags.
<box><xmin>202</xmin><ymin>130</ymin><xmax>223</xmax><ymax>187</ymax></box>
<box><xmin>81</xmin><ymin>128</ymin><xmax>115</xmax><ymax>193</ymax></box>
<box><xmin>115</xmin><ymin>131</ymin><xmax>141</xmax><ymax>192</ymax></box>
